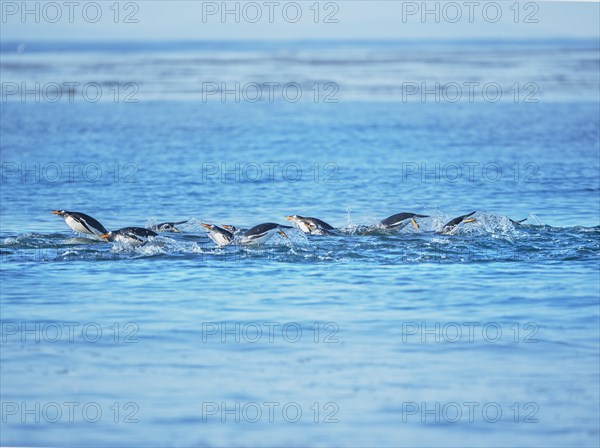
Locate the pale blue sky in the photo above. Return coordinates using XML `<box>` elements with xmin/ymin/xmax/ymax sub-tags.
<box><xmin>1</xmin><ymin>1</ymin><xmax>599</xmax><ymax>40</ymax></box>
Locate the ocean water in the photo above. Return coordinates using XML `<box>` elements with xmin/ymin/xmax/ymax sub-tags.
<box><xmin>1</xmin><ymin>41</ymin><xmax>599</xmax><ymax>447</ymax></box>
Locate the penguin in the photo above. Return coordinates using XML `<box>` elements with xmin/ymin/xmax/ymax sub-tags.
<box><xmin>380</xmin><ymin>212</ymin><xmax>429</xmax><ymax>230</ymax></box>
<box><xmin>239</xmin><ymin>223</ymin><xmax>290</xmax><ymax>245</ymax></box>
<box><xmin>150</xmin><ymin>221</ymin><xmax>188</xmax><ymax>233</ymax></box>
<box><xmin>438</xmin><ymin>212</ymin><xmax>477</xmax><ymax>234</ymax></box>
<box><xmin>202</xmin><ymin>223</ymin><xmax>235</xmax><ymax>246</ymax></box>
<box><xmin>51</xmin><ymin>210</ymin><xmax>108</xmax><ymax>238</ymax></box>
<box><xmin>285</xmin><ymin>215</ymin><xmax>335</xmax><ymax>235</ymax></box>
<box><xmin>100</xmin><ymin>227</ymin><xmax>158</xmax><ymax>245</ymax></box>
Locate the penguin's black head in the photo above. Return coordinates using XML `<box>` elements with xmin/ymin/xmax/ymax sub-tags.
<box><xmin>159</xmin><ymin>223</ymin><xmax>179</xmax><ymax>232</ymax></box>
<box><xmin>221</xmin><ymin>224</ymin><xmax>237</xmax><ymax>232</ymax></box>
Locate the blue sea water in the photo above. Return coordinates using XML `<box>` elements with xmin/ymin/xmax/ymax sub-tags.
<box><xmin>1</xmin><ymin>40</ymin><xmax>599</xmax><ymax>447</ymax></box>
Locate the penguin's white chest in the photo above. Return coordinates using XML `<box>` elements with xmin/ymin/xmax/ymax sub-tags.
<box><xmin>213</xmin><ymin>232</ymin><xmax>232</xmax><ymax>246</ymax></box>
<box><xmin>241</xmin><ymin>228</ymin><xmax>277</xmax><ymax>245</ymax></box>
<box><xmin>64</xmin><ymin>216</ymin><xmax>91</xmax><ymax>234</ymax></box>
<box><xmin>297</xmin><ymin>221</ymin><xmax>312</xmax><ymax>233</ymax></box>
<box><xmin>114</xmin><ymin>234</ymin><xmax>145</xmax><ymax>245</ymax></box>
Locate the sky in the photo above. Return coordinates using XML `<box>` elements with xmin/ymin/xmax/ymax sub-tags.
<box><xmin>0</xmin><ymin>1</ymin><xmax>599</xmax><ymax>41</ymax></box>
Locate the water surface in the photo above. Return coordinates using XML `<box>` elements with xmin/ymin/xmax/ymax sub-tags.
<box><xmin>1</xmin><ymin>40</ymin><xmax>599</xmax><ymax>447</ymax></box>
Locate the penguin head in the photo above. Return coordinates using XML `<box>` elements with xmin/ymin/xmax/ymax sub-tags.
<box><xmin>99</xmin><ymin>231</ymin><xmax>113</xmax><ymax>241</ymax></box>
<box><xmin>221</xmin><ymin>224</ymin><xmax>237</xmax><ymax>232</ymax></box>
<box><xmin>159</xmin><ymin>223</ymin><xmax>180</xmax><ymax>233</ymax></box>
<box><xmin>51</xmin><ymin>210</ymin><xmax>66</xmax><ymax>216</ymax></box>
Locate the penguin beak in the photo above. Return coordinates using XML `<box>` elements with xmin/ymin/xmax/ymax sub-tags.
<box><xmin>201</xmin><ymin>223</ymin><xmax>211</xmax><ymax>229</ymax></box>
<box><xmin>411</xmin><ymin>218</ymin><xmax>420</xmax><ymax>229</ymax></box>
<box><xmin>285</xmin><ymin>216</ymin><xmax>293</xmax><ymax>221</ymax></box>
<box><xmin>278</xmin><ymin>229</ymin><xmax>288</xmax><ymax>239</ymax></box>
<box><xmin>99</xmin><ymin>233</ymin><xmax>109</xmax><ymax>240</ymax></box>
<box><xmin>463</xmin><ymin>218</ymin><xmax>477</xmax><ymax>224</ymax></box>
<box><xmin>51</xmin><ymin>210</ymin><xmax>61</xmax><ymax>215</ymax></box>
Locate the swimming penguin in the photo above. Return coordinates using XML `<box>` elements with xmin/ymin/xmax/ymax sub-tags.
<box><xmin>509</xmin><ymin>218</ymin><xmax>527</xmax><ymax>226</ymax></box>
<box><xmin>285</xmin><ymin>215</ymin><xmax>335</xmax><ymax>235</ymax></box>
<box><xmin>380</xmin><ymin>212</ymin><xmax>429</xmax><ymax>230</ymax></box>
<box><xmin>100</xmin><ymin>227</ymin><xmax>158</xmax><ymax>245</ymax></box>
<box><xmin>150</xmin><ymin>221</ymin><xmax>188</xmax><ymax>233</ymax></box>
<box><xmin>438</xmin><ymin>211</ymin><xmax>477</xmax><ymax>234</ymax></box>
<box><xmin>51</xmin><ymin>210</ymin><xmax>108</xmax><ymax>237</ymax></box>
<box><xmin>221</xmin><ymin>225</ymin><xmax>241</xmax><ymax>234</ymax></box>
<box><xmin>240</xmin><ymin>223</ymin><xmax>290</xmax><ymax>245</ymax></box>
<box><xmin>202</xmin><ymin>223</ymin><xmax>234</xmax><ymax>246</ymax></box>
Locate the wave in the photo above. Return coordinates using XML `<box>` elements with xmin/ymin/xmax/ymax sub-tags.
<box><xmin>1</xmin><ymin>213</ymin><xmax>598</xmax><ymax>264</ymax></box>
